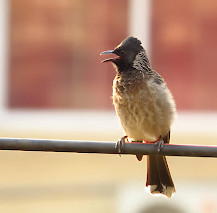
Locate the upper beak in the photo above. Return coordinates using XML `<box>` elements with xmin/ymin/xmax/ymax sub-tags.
<box><xmin>100</xmin><ymin>50</ymin><xmax>116</xmax><ymax>63</ymax></box>
<box><xmin>100</xmin><ymin>50</ymin><xmax>114</xmax><ymax>55</ymax></box>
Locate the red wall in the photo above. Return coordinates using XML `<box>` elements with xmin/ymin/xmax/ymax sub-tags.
<box><xmin>9</xmin><ymin>0</ymin><xmax>217</xmax><ymax>110</ymax></box>
<box><xmin>9</xmin><ymin>0</ymin><xmax>128</xmax><ymax>109</ymax></box>
<box><xmin>152</xmin><ymin>0</ymin><xmax>217</xmax><ymax>110</ymax></box>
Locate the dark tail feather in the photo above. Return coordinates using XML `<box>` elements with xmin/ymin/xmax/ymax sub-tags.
<box><xmin>146</xmin><ymin>155</ymin><xmax>175</xmax><ymax>198</ymax></box>
<box><xmin>136</xmin><ymin>154</ymin><xmax>143</xmax><ymax>161</ymax></box>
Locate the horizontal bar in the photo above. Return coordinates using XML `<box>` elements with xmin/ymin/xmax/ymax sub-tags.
<box><xmin>0</xmin><ymin>138</ymin><xmax>217</xmax><ymax>158</ymax></box>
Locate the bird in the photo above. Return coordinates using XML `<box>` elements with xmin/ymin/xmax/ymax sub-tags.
<box><xmin>100</xmin><ymin>36</ymin><xmax>176</xmax><ymax>198</ymax></box>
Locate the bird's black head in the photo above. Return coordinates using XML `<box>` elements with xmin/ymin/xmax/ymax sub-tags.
<box><xmin>100</xmin><ymin>36</ymin><xmax>144</xmax><ymax>70</ymax></box>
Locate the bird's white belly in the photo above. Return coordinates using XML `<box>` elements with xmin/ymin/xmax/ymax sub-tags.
<box><xmin>115</xmin><ymin>100</ymin><xmax>161</xmax><ymax>142</ymax></box>
<box><xmin>113</xmin><ymin>80</ymin><xmax>176</xmax><ymax>142</ymax></box>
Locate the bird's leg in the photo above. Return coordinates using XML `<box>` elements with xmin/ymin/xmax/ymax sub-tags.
<box><xmin>154</xmin><ymin>136</ymin><xmax>164</xmax><ymax>152</ymax></box>
<box><xmin>116</xmin><ymin>135</ymin><xmax>128</xmax><ymax>156</ymax></box>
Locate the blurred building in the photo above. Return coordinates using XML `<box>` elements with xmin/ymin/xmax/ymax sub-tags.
<box><xmin>0</xmin><ymin>0</ymin><xmax>217</xmax><ymax>212</ymax></box>
<box><xmin>7</xmin><ymin>0</ymin><xmax>217</xmax><ymax>111</ymax></box>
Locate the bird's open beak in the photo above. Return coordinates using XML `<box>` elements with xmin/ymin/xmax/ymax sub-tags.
<box><xmin>100</xmin><ymin>50</ymin><xmax>119</xmax><ymax>63</ymax></box>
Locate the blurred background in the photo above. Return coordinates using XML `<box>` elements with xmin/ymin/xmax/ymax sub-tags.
<box><xmin>0</xmin><ymin>0</ymin><xmax>217</xmax><ymax>212</ymax></box>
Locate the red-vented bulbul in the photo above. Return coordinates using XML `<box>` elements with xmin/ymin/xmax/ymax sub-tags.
<box><xmin>100</xmin><ymin>37</ymin><xmax>176</xmax><ymax>198</ymax></box>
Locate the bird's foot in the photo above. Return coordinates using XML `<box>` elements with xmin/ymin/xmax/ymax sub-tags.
<box><xmin>154</xmin><ymin>136</ymin><xmax>164</xmax><ymax>152</ymax></box>
<box><xmin>116</xmin><ymin>136</ymin><xmax>128</xmax><ymax>156</ymax></box>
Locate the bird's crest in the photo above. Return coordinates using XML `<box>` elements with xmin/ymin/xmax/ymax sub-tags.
<box><xmin>116</xmin><ymin>36</ymin><xmax>142</xmax><ymax>49</ymax></box>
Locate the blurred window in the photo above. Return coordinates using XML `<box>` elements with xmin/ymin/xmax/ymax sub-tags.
<box><xmin>152</xmin><ymin>0</ymin><xmax>217</xmax><ymax>110</ymax></box>
<box><xmin>8</xmin><ymin>0</ymin><xmax>128</xmax><ymax>109</ymax></box>
<box><xmin>9</xmin><ymin>0</ymin><xmax>217</xmax><ymax>111</ymax></box>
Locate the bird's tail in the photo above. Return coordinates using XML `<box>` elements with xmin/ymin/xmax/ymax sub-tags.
<box><xmin>146</xmin><ymin>155</ymin><xmax>175</xmax><ymax>198</ymax></box>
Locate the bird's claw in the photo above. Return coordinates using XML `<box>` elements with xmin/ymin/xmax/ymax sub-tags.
<box><xmin>154</xmin><ymin>136</ymin><xmax>164</xmax><ymax>152</ymax></box>
<box><xmin>116</xmin><ymin>136</ymin><xmax>128</xmax><ymax>156</ymax></box>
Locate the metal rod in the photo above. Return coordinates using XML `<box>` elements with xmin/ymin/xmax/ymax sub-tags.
<box><xmin>0</xmin><ymin>137</ymin><xmax>217</xmax><ymax>158</ymax></box>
